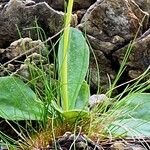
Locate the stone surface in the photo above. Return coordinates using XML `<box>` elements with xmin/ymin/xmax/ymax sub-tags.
<box><xmin>0</xmin><ymin>38</ymin><xmax>46</xmax><ymax>63</ymax></box>
<box><xmin>33</xmin><ymin>0</ymin><xmax>96</xmax><ymax>11</ymax></box>
<box><xmin>77</xmin><ymin>0</ymin><xmax>149</xmax><ymax>91</ymax></box>
<box><xmin>135</xmin><ymin>0</ymin><xmax>150</xmax><ymax>15</ymax></box>
<box><xmin>113</xmin><ymin>32</ymin><xmax>150</xmax><ymax>79</ymax></box>
<box><xmin>89</xmin><ymin>48</ymin><xmax>116</xmax><ymax>93</ymax></box>
<box><xmin>54</xmin><ymin>132</ymin><xmax>102</xmax><ymax>150</ymax></box>
<box><xmin>110</xmin><ymin>141</ymin><xmax>146</xmax><ymax>150</ymax></box>
<box><xmin>78</xmin><ymin>0</ymin><xmax>149</xmax><ymax>49</ymax></box>
<box><xmin>89</xmin><ymin>94</ymin><xmax>108</xmax><ymax>109</ymax></box>
<box><xmin>0</xmin><ymin>0</ymin><xmax>76</xmax><ymax>48</ymax></box>
<box><xmin>0</xmin><ymin>38</ymin><xmax>48</xmax><ymax>78</ymax></box>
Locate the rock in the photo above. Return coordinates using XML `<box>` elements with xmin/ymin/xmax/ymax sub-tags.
<box><xmin>113</xmin><ymin>31</ymin><xmax>150</xmax><ymax>79</ymax></box>
<box><xmin>89</xmin><ymin>94</ymin><xmax>108</xmax><ymax>109</ymax></box>
<box><xmin>135</xmin><ymin>0</ymin><xmax>150</xmax><ymax>15</ymax></box>
<box><xmin>53</xmin><ymin>132</ymin><xmax>102</xmax><ymax>150</ymax></box>
<box><xmin>75</xmin><ymin>9</ymin><xmax>87</xmax><ymax>23</ymax></box>
<box><xmin>89</xmin><ymin>48</ymin><xmax>116</xmax><ymax>93</ymax></box>
<box><xmin>12</xmin><ymin>63</ymin><xmax>30</xmax><ymax>79</ymax></box>
<box><xmin>77</xmin><ymin>0</ymin><xmax>149</xmax><ymax>92</ymax></box>
<box><xmin>24</xmin><ymin>52</ymin><xmax>47</xmax><ymax>64</ymax></box>
<box><xmin>33</xmin><ymin>0</ymin><xmax>96</xmax><ymax>11</ymax></box>
<box><xmin>0</xmin><ymin>38</ymin><xmax>46</xmax><ymax>63</ymax></box>
<box><xmin>78</xmin><ymin>0</ymin><xmax>149</xmax><ymax>49</ymax></box>
<box><xmin>0</xmin><ymin>0</ymin><xmax>76</xmax><ymax>48</ymax></box>
<box><xmin>12</xmin><ymin>53</ymin><xmax>53</xmax><ymax>81</ymax></box>
<box><xmin>110</xmin><ymin>141</ymin><xmax>145</xmax><ymax>150</ymax></box>
<box><xmin>0</xmin><ymin>39</ymin><xmax>56</xmax><ymax>95</ymax></box>
<box><xmin>0</xmin><ymin>38</ymin><xmax>49</xmax><ymax>78</ymax></box>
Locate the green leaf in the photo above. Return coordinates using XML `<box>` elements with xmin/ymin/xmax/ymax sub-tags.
<box><xmin>0</xmin><ymin>76</ymin><xmax>44</xmax><ymax>120</ymax></box>
<box><xmin>50</xmin><ymin>81</ymin><xmax>90</xmax><ymax>122</ymax></box>
<box><xmin>111</xmin><ymin>119</ymin><xmax>150</xmax><ymax>137</ymax></box>
<box><xmin>110</xmin><ymin>93</ymin><xmax>150</xmax><ymax>136</ymax></box>
<box><xmin>75</xmin><ymin>81</ymin><xmax>90</xmax><ymax>111</ymax></box>
<box><xmin>58</xmin><ymin>27</ymin><xmax>89</xmax><ymax>110</ymax></box>
<box><xmin>62</xmin><ymin>110</ymin><xmax>89</xmax><ymax>122</ymax></box>
<box><xmin>50</xmin><ymin>100</ymin><xmax>63</xmax><ymax>114</ymax></box>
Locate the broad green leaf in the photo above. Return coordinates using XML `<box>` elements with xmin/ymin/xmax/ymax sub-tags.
<box><xmin>75</xmin><ymin>81</ymin><xmax>90</xmax><ymax>111</ymax></box>
<box><xmin>111</xmin><ymin>119</ymin><xmax>150</xmax><ymax>137</ymax></box>
<box><xmin>62</xmin><ymin>110</ymin><xmax>89</xmax><ymax>122</ymax></box>
<box><xmin>58</xmin><ymin>27</ymin><xmax>89</xmax><ymax>110</ymax></box>
<box><xmin>0</xmin><ymin>76</ymin><xmax>44</xmax><ymax>120</ymax></box>
<box><xmin>110</xmin><ymin>93</ymin><xmax>150</xmax><ymax>136</ymax></box>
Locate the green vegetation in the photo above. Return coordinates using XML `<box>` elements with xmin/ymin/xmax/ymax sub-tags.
<box><xmin>0</xmin><ymin>0</ymin><xmax>150</xmax><ymax>149</ymax></box>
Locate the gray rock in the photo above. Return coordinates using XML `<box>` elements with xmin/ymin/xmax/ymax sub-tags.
<box><xmin>110</xmin><ymin>141</ymin><xmax>146</xmax><ymax>150</ymax></box>
<box><xmin>135</xmin><ymin>0</ymin><xmax>150</xmax><ymax>15</ymax></box>
<box><xmin>0</xmin><ymin>0</ymin><xmax>76</xmax><ymax>48</ymax></box>
<box><xmin>54</xmin><ymin>132</ymin><xmax>102</xmax><ymax>150</ymax></box>
<box><xmin>113</xmin><ymin>31</ymin><xmax>150</xmax><ymax>79</ymax></box>
<box><xmin>0</xmin><ymin>38</ymin><xmax>46</xmax><ymax>61</ymax></box>
<box><xmin>78</xmin><ymin>0</ymin><xmax>148</xmax><ymax>46</ymax></box>
<box><xmin>33</xmin><ymin>0</ymin><xmax>96</xmax><ymax>10</ymax></box>
<box><xmin>77</xmin><ymin>0</ymin><xmax>149</xmax><ymax>91</ymax></box>
<box><xmin>0</xmin><ymin>38</ymin><xmax>48</xmax><ymax>79</ymax></box>
<box><xmin>89</xmin><ymin>48</ymin><xmax>116</xmax><ymax>92</ymax></box>
<box><xmin>89</xmin><ymin>94</ymin><xmax>108</xmax><ymax>108</ymax></box>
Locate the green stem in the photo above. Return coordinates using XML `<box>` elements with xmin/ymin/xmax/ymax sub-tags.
<box><xmin>62</xmin><ymin>0</ymin><xmax>74</xmax><ymax>111</ymax></box>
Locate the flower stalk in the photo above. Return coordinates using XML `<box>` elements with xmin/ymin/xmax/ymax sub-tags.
<box><xmin>61</xmin><ymin>0</ymin><xmax>74</xmax><ymax>111</ymax></box>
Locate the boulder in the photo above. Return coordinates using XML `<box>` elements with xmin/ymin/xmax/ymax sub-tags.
<box><xmin>89</xmin><ymin>47</ymin><xmax>116</xmax><ymax>93</ymax></box>
<box><xmin>78</xmin><ymin>0</ymin><xmax>149</xmax><ymax>91</ymax></box>
<box><xmin>113</xmin><ymin>31</ymin><xmax>150</xmax><ymax>79</ymax></box>
<box><xmin>0</xmin><ymin>0</ymin><xmax>76</xmax><ymax>48</ymax></box>
<box><xmin>0</xmin><ymin>38</ymin><xmax>46</xmax><ymax>63</ymax></box>
<box><xmin>0</xmin><ymin>38</ymin><xmax>55</xmax><ymax>86</ymax></box>
<box><xmin>134</xmin><ymin>0</ymin><xmax>150</xmax><ymax>15</ymax></box>
<box><xmin>33</xmin><ymin>0</ymin><xmax>96</xmax><ymax>11</ymax></box>
<box><xmin>78</xmin><ymin>0</ymin><xmax>149</xmax><ymax>50</ymax></box>
<box><xmin>0</xmin><ymin>38</ymin><xmax>47</xmax><ymax>76</ymax></box>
